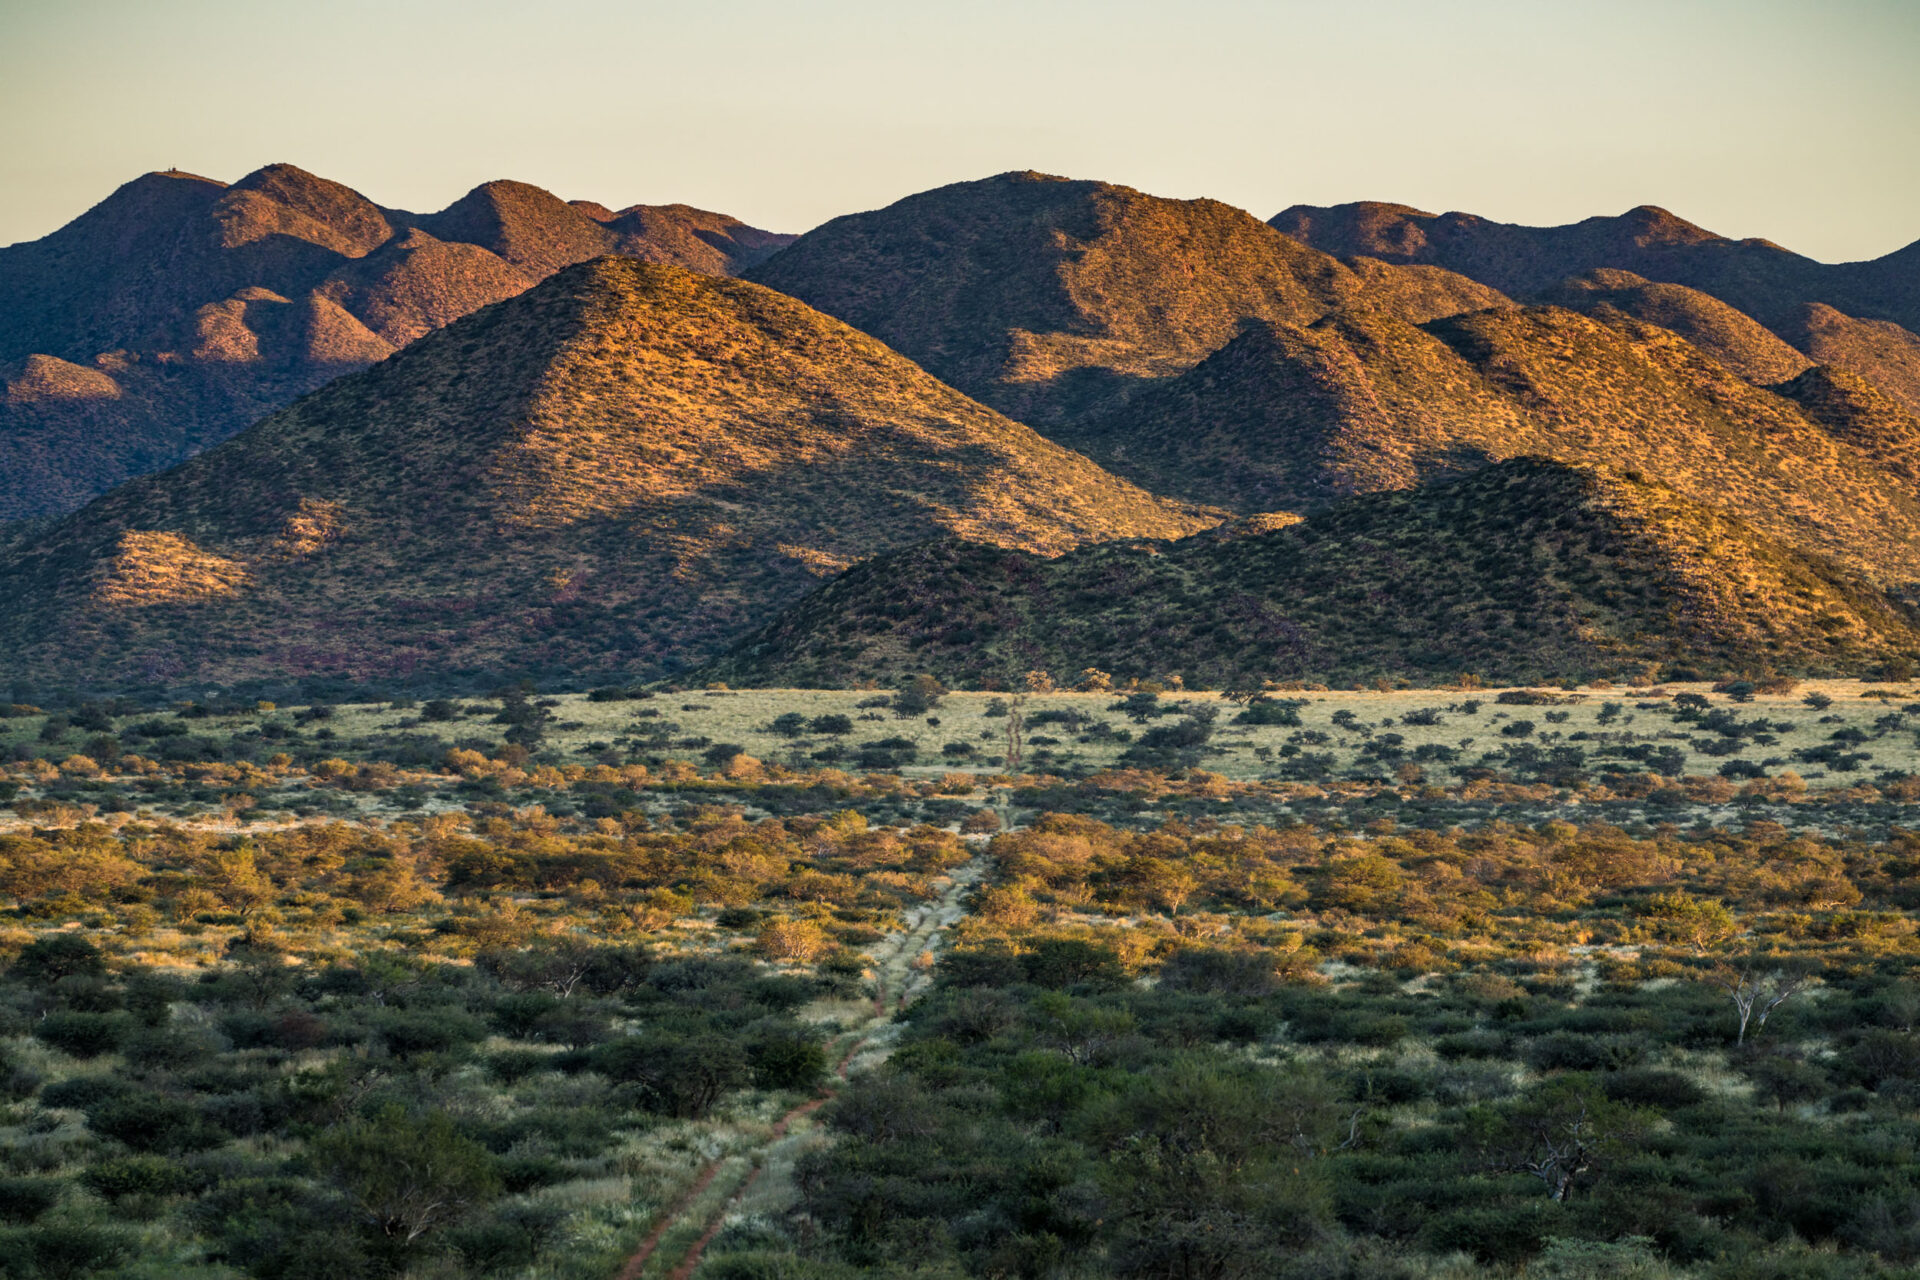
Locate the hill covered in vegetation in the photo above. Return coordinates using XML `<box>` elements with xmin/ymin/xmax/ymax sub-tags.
<box><xmin>1271</xmin><ymin>199</ymin><xmax>1920</xmax><ymax>332</ymax></box>
<box><xmin>0</xmin><ymin>258</ymin><xmax>1215</xmax><ymax>689</ymax></box>
<box><xmin>702</xmin><ymin>458</ymin><xmax>1920</xmax><ymax>689</ymax></box>
<box><xmin>746</xmin><ymin>171</ymin><xmax>1507</xmax><ymax>425</ymax></box>
<box><xmin>1050</xmin><ymin>305</ymin><xmax>1920</xmax><ymax>588</ymax></box>
<box><xmin>1539</xmin><ymin>268</ymin><xmax>1813</xmax><ymax>384</ymax></box>
<box><xmin>0</xmin><ymin>165</ymin><xmax>793</xmax><ymax>518</ymax></box>
<box><xmin>1272</xmin><ymin>200</ymin><xmax>1920</xmax><ymax>414</ymax></box>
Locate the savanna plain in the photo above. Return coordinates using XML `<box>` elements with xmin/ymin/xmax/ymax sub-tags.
<box><xmin>8</xmin><ymin>677</ymin><xmax>1920</xmax><ymax>1280</ymax></box>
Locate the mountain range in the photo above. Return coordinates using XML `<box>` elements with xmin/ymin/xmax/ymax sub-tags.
<box><xmin>0</xmin><ymin>164</ymin><xmax>792</xmax><ymax>519</ymax></box>
<box><xmin>1271</xmin><ymin>201</ymin><xmax>1920</xmax><ymax>417</ymax></box>
<box><xmin>0</xmin><ymin>258</ymin><xmax>1211</xmax><ymax>687</ymax></box>
<box><xmin>5</xmin><ymin>168</ymin><xmax>1920</xmax><ymax>692</ymax></box>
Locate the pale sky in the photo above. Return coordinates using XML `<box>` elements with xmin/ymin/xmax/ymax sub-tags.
<box><xmin>2</xmin><ymin>0</ymin><xmax>1916</xmax><ymax>263</ymax></box>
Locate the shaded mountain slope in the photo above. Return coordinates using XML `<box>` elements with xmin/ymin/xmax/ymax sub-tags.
<box><xmin>701</xmin><ymin>459</ymin><xmax>1920</xmax><ymax>689</ymax></box>
<box><xmin>0</xmin><ymin>259</ymin><xmax>1217</xmax><ymax>688</ymax></box>
<box><xmin>1776</xmin><ymin>303</ymin><xmax>1920</xmax><ymax>418</ymax></box>
<box><xmin>1050</xmin><ymin>304</ymin><xmax>1920</xmax><ymax>585</ymax></box>
<box><xmin>1</xmin><ymin>290</ymin><xmax>393</xmax><ymax>518</ymax></box>
<box><xmin>0</xmin><ymin>164</ymin><xmax>794</xmax><ymax>517</ymax></box>
<box><xmin>310</xmin><ymin>228</ymin><xmax>536</xmax><ymax>346</ymax></box>
<box><xmin>1273</xmin><ymin>202</ymin><xmax>1754</xmax><ymax>301</ymax></box>
<box><xmin>746</xmin><ymin>171</ymin><xmax>1508</xmax><ymax>424</ymax></box>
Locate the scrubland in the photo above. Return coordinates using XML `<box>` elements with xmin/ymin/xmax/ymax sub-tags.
<box><xmin>3</xmin><ymin>680</ymin><xmax>1920</xmax><ymax>1277</ymax></box>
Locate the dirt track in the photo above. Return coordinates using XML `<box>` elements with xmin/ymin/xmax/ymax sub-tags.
<box><xmin>614</xmin><ymin>855</ymin><xmax>983</xmax><ymax>1280</ymax></box>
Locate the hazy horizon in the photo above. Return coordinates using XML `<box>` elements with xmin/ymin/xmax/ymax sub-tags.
<box><xmin>3</xmin><ymin>0</ymin><xmax>1918</xmax><ymax>263</ymax></box>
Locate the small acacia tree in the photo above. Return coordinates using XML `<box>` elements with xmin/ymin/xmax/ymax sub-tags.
<box><xmin>1471</xmin><ymin>1078</ymin><xmax>1648</xmax><ymax>1202</ymax></box>
<box><xmin>8</xmin><ymin>935</ymin><xmax>106</xmax><ymax>986</ymax></box>
<box><xmin>309</xmin><ymin>1107</ymin><xmax>500</xmax><ymax>1251</ymax></box>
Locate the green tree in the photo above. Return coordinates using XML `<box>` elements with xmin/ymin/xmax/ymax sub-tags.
<box><xmin>1470</xmin><ymin>1076</ymin><xmax>1648</xmax><ymax>1201</ymax></box>
<box><xmin>8</xmin><ymin>935</ymin><xmax>105</xmax><ymax>986</ymax></box>
<box><xmin>308</xmin><ymin>1107</ymin><xmax>500</xmax><ymax>1249</ymax></box>
<box><xmin>1082</xmin><ymin>1058</ymin><xmax>1337</xmax><ymax>1277</ymax></box>
<box><xmin>892</xmin><ymin>674</ymin><xmax>947</xmax><ymax>718</ymax></box>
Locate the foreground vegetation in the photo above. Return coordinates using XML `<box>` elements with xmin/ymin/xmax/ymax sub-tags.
<box><xmin>7</xmin><ymin>680</ymin><xmax>1920</xmax><ymax>1276</ymax></box>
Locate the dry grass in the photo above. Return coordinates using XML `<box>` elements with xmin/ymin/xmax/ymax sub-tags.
<box><xmin>9</xmin><ymin>680</ymin><xmax>1912</xmax><ymax>792</ymax></box>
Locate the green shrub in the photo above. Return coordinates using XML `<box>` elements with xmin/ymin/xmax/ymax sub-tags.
<box><xmin>1421</xmin><ymin>1202</ymin><xmax>1553</xmax><ymax>1264</ymax></box>
<box><xmin>49</xmin><ymin>976</ymin><xmax>122</xmax><ymax>1013</ymax></box>
<box><xmin>487</xmin><ymin>991</ymin><xmax>561</xmax><ymax>1039</ymax></box>
<box><xmin>40</xmin><ymin>1076</ymin><xmax>130</xmax><ymax>1110</ymax></box>
<box><xmin>1021</xmin><ymin>938</ymin><xmax>1126</xmax><ymax>990</ymax></box>
<box><xmin>1602</xmin><ymin>1068</ymin><xmax>1707</xmax><ymax>1110</ymax></box>
<box><xmin>0</xmin><ymin>1177</ymin><xmax>62</xmax><ymax>1223</ymax></box>
<box><xmin>1158</xmin><ymin>948</ymin><xmax>1280</xmax><ymax>996</ymax></box>
<box><xmin>497</xmin><ymin>1155</ymin><xmax>569</xmax><ymax>1194</ymax></box>
<box><xmin>191</xmin><ymin>1176</ymin><xmax>367</xmax><ymax>1280</ymax></box>
<box><xmin>120</xmin><ymin>1026</ymin><xmax>216</xmax><ymax>1071</ymax></box>
<box><xmin>593</xmin><ymin>1034</ymin><xmax>748</xmax><ymax>1118</ymax></box>
<box><xmin>374</xmin><ymin>1008</ymin><xmax>485</xmax><ymax>1058</ymax></box>
<box><xmin>309</xmin><ymin>1108</ymin><xmax>500</xmax><ymax>1254</ymax></box>
<box><xmin>486</xmin><ymin>1048</ymin><xmax>555</xmax><ymax>1084</ymax></box>
<box><xmin>1525</xmin><ymin>1032</ymin><xmax>1648</xmax><ymax>1073</ymax></box>
<box><xmin>86</xmin><ymin>1092</ymin><xmax>226</xmax><ymax>1153</ymax></box>
<box><xmin>448</xmin><ymin>1199</ymin><xmax>567</xmax><ymax>1271</ymax></box>
<box><xmin>1349</xmin><ymin>1067</ymin><xmax>1428</xmax><ymax>1105</ymax></box>
<box><xmin>0</xmin><ymin>1222</ymin><xmax>132</xmax><ymax>1278</ymax></box>
<box><xmin>1435</xmin><ymin>1030</ymin><xmax>1510</xmax><ymax>1060</ymax></box>
<box><xmin>79</xmin><ymin>1156</ymin><xmax>194</xmax><ymax>1201</ymax></box>
<box><xmin>1233</xmin><ymin>698</ymin><xmax>1305</xmax><ymax>726</ymax></box>
<box><xmin>747</xmin><ymin>1029</ymin><xmax>828</xmax><ymax>1091</ymax></box>
<box><xmin>32</xmin><ymin>1011</ymin><xmax>132</xmax><ymax>1059</ymax></box>
<box><xmin>0</xmin><ymin>1046</ymin><xmax>41</xmax><ymax>1101</ymax></box>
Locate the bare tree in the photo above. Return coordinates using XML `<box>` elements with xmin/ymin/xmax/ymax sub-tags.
<box><xmin>1710</xmin><ymin>954</ymin><xmax>1818</xmax><ymax>1045</ymax></box>
<box><xmin>1509</xmin><ymin>1100</ymin><xmax>1598</xmax><ymax>1202</ymax></box>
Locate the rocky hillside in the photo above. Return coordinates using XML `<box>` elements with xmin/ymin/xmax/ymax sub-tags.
<box><xmin>1539</xmin><ymin>269</ymin><xmax>1811</xmax><ymax>385</ymax></box>
<box><xmin>0</xmin><ymin>164</ymin><xmax>793</xmax><ymax>518</ymax></box>
<box><xmin>746</xmin><ymin>171</ymin><xmax>1507</xmax><ymax>425</ymax></box>
<box><xmin>0</xmin><ymin>259</ymin><xmax>1215</xmax><ymax>689</ymax></box>
<box><xmin>702</xmin><ymin>459</ymin><xmax>1920</xmax><ymax>689</ymax></box>
<box><xmin>1049</xmin><ymin>305</ymin><xmax>1920</xmax><ymax>586</ymax></box>
<box><xmin>1271</xmin><ymin>200</ymin><xmax>1920</xmax><ymax>411</ymax></box>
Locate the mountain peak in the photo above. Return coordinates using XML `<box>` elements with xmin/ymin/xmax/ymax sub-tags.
<box><xmin>748</xmin><ymin>174</ymin><xmax>1499</xmax><ymax>424</ymax></box>
<box><xmin>138</xmin><ymin>167</ymin><xmax>224</xmax><ymax>189</ymax></box>
<box><xmin>225</xmin><ymin>163</ymin><xmax>392</xmax><ymax>250</ymax></box>
<box><xmin>1615</xmin><ymin>204</ymin><xmax>1723</xmax><ymax>247</ymax></box>
<box><xmin>1</xmin><ymin>164</ymin><xmax>795</xmax><ymax>517</ymax></box>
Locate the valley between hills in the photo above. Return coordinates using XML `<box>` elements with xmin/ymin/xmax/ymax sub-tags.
<box><xmin>11</xmin><ymin>166</ymin><xmax>1920</xmax><ymax>1280</ymax></box>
